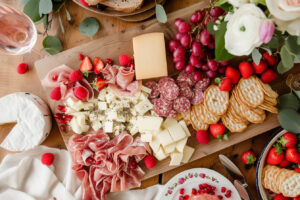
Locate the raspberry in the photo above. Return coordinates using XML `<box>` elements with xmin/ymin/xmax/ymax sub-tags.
<box><xmin>192</xmin><ymin>188</ymin><xmax>197</xmax><ymax>195</ymax></box>
<box><xmin>50</xmin><ymin>87</ymin><xmax>61</xmax><ymax>101</ymax></box>
<box><xmin>17</xmin><ymin>63</ymin><xmax>29</xmax><ymax>74</ymax></box>
<box><xmin>41</xmin><ymin>153</ymin><xmax>54</xmax><ymax>166</ymax></box>
<box><xmin>106</xmin><ymin>58</ymin><xmax>113</xmax><ymax>64</ymax></box>
<box><xmin>78</xmin><ymin>53</ymin><xmax>84</xmax><ymax>60</ymax></box>
<box><xmin>144</xmin><ymin>155</ymin><xmax>156</xmax><ymax>169</ymax></box>
<box><xmin>73</xmin><ymin>86</ymin><xmax>88</xmax><ymax>100</ymax></box>
<box><xmin>221</xmin><ymin>187</ymin><xmax>226</xmax><ymax>193</ymax></box>
<box><xmin>119</xmin><ymin>54</ymin><xmax>131</xmax><ymax>66</ymax></box>
<box><xmin>69</xmin><ymin>70</ymin><xmax>83</xmax><ymax>81</ymax></box>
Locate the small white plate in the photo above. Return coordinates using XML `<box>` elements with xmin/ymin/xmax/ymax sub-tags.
<box><xmin>158</xmin><ymin>168</ymin><xmax>241</xmax><ymax>200</ymax></box>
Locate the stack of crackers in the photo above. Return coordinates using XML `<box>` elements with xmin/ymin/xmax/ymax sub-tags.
<box><xmin>179</xmin><ymin>76</ymin><xmax>279</xmax><ymax>133</ymax></box>
<box><xmin>262</xmin><ymin>165</ymin><xmax>300</xmax><ymax>197</ymax></box>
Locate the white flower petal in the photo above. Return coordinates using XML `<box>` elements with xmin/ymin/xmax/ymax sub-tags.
<box><xmin>266</xmin><ymin>0</ymin><xmax>300</xmax><ymax>21</ymax></box>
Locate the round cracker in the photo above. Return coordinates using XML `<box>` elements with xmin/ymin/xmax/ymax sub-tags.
<box><xmin>204</xmin><ymin>85</ymin><xmax>229</xmax><ymax>116</ymax></box>
<box><xmin>221</xmin><ymin>114</ymin><xmax>247</xmax><ymax>133</ymax></box>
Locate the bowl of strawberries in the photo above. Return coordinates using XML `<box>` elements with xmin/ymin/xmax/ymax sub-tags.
<box><xmin>256</xmin><ymin>129</ymin><xmax>300</xmax><ymax>200</ymax></box>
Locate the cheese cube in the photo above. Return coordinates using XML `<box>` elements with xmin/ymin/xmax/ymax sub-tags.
<box><xmin>98</xmin><ymin>102</ymin><xmax>107</xmax><ymax>110</ymax></box>
<box><xmin>141</xmin><ymin>86</ymin><xmax>152</xmax><ymax>94</ymax></box>
<box><xmin>179</xmin><ymin>120</ymin><xmax>191</xmax><ymax>137</ymax></box>
<box><xmin>155</xmin><ymin>146</ymin><xmax>168</xmax><ymax>161</ymax></box>
<box><xmin>92</xmin><ymin>121</ymin><xmax>102</xmax><ymax>131</ymax></box>
<box><xmin>169</xmin><ymin>152</ymin><xmax>183</xmax><ymax>166</ymax></box>
<box><xmin>164</xmin><ymin>143</ymin><xmax>176</xmax><ymax>154</ymax></box>
<box><xmin>103</xmin><ymin>121</ymin><xmax>113</xmax><ymax>133</ymax></box>
<box><xmin>133</xmin><ymin>32</ymin><xmax>168</xmax><ymax>80</ymax></box>
<box><xmin>149</xmin><ymin>136</ymin><xmax>160</xmax><ymax>153</ymax></box>
<box><xmin>89</xmin><ymin>113</ymin><xmax>97</xmax><ymax>121</ymax></box>
<box><xmin>116</xmin><ymin>113</ymin><xmax>126</xmax><ymax>123</ymax></box>
<box><xmin>138</xmin><ymin>92</ymin><xmax>148</xmax><ymax>101</ymax></box>
<box><xmin>157</xmin><ymin>129</ymin><xmax>173</xmax><ymax>147</ymax></box>
<box><xmin>128</xmin><ymin>124</ymin><xmax>139</xmax><ymax>136</ymax></box>
<box><xmin>181</xmin><ymin>146</ymin><xmax>195</xmax><ymax>163</ymax></box>
<box><xmin>137</xmin><ymin>116</ymin><xmax>163</xmax><ymax>132</ymax></box>
<box><xmin>176</xmin><ymin>138</ymin><xmax>188</xmax><ymax>153</ymax></box>
<box><xmin>105</xmin><ymin>93</ymin><xmax>116</xmax><ymax>103</ymax></box>
<box><xmin>135</xmin><ymin>99</ymin><xmax>153</xmax><ymax>115</ymax></box>
<box><xmin>83</xmin><ymin>102</ymin><xmax>94</xmax><ymax>110</ymax></box>
<box><xmin>163</xmin><ymin>118</ymin><xmax>178</xmax><ymax>129</ymax></box>
<box><xmin>76</xmin><ymin>114</ymin><xmax>86</xmax><ymax>125</ymax></box>
<box><xmin>106</xmin><ymin>110</ymin><xmax>117</xmax><ymax>121</ymax></box>
<box><xmin>141</xmin><ymin>133</ymin><xmax>153</xmax><ymax>142</ymax></box>
<box><xmin>70</xmin><ymin>118</ymin><xmax>82</xmax><ymax>134</ymax></box>
<box><xmin>98</xmin><ymin>88</ymin><xmax>108</xmax><ymax>101</ymax></box>
<box><xmin>97</xmin><ymin>114</ymin><xmax>106</xmax><ymax>121</ymax></box>
<box><xmin>168</xmin><ymin>123</ymin><xmax>186</xmax><ymax>142</ymax></box>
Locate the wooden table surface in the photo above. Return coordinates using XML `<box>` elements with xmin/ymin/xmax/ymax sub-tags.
<box><xmin>0</xmin><ymin>0</ymin><xmax>282</xmax><ymax>198</ymax></box>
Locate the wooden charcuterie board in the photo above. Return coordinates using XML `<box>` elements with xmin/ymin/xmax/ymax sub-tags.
<box><xmin>35</xmin><ymin>0</ymin><xmax>288</xmax><ymax>180</ymax></box>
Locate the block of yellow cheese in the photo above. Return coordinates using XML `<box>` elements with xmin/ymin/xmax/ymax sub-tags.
<box><xmin>133</xmin><ymin>32</ymin><xmax>168</xmax><ymax>80</ymax></box>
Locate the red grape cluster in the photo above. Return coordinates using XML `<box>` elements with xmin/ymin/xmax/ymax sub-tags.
<box><xmin>169</xmin><ymin>7</ymin><xmax>227</xmax><ymax>81</ymax></box>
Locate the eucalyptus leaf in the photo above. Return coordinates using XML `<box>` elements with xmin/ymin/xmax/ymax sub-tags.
<box><xmin>65</xmin><ymin>8</ymin><xmax>71</xmax><ymax>21</ymax></box>
<box><xmin>294</xmin><ymin>55</ymin><xmax>300</xmax><ymax>63</ymax></box>
<box><xmin>155</xmin><ymin>4</ymin><xmax>167</xmax><ymax>24</ymax></box>
<box><xmin>42</xmin><ymin>14</ymin><xmax>48</xmax><ymax>30</ymax></box>
<box><xmin>278</xmin><ymin>108</ymin><xmax>300</xmax><ymax>133</ymax></box>
<box><xmin>20</xmin><ymin>0</ymin><xmax>30</xmax><ymax>4</ymax></box>
<box><xmin>58</xmin><ymin>15</ymin><xmax>64</xmax><ymax>33</ymax></box>
<box><xmin>260</xmin><ymin>47</ymin><xmax>272</xmax><ymax>55</ymax></box>
<box><xmin>207</xmin><ymin>21</ymin><xmax>216</xmax><ymax>34</ymax></box>
<box><xmin>252</xmin><ymin>48</ymin><xmax>262</xmax><ymax>65</ymax></box>
<box><xmin>278</xmin><ymin>93</ymin><xmax>300</xmax><ymax>110</ymax></box>
<box><xmin>39</xmin><ymin>0</ymin><xmax>53</xmax><ymax>16</ymax></box>
<box><xmin>215</xmin><ymin>22</ymin><xmax>234</xmax><ymax>61</ymax></box>
<box><xmin>43</xmin><ymin>36</ymin><xmax>62</xmax><ymax>55</ymax></box>
<box><xmin>277</xmin><ymin>61</ymin><xmax>290</xmax><ymax>74</ymax></box>
<box><xmin>266</xmin><ymin>37</ymin><xmax>280</xmax><ymax>49</ymax></box>
<box><xmin>285</xmin><ymin>36</ymin><xmax>300</xmax><ymax>55</ymax></box>
<box><xmin>281</xmin><ymin>46</ymin><xmax>295</xmax><ymax>72</ymax></box>
<box><xmin>23</xmin><ymin>0</ymin><xmax>42</xmax><ymax>22</ymax></box>
<box><xmin>214</xmin><ymin>0</ymin><xmax>228</xmax><ymax>7</ymax></box>
<box><xmin>297</xmin><ymin>35</ymin><xmax>300</xmax><ymax>45</ymax></box>
<box><xmin>34</xmin><ymin>14</ymin><xmax>45</xmax><ymax>25</ymax></box>
<box><xmin>79</xmin><ymin>17</ymin><xmax>100</xmax><ymax>37</ymax></box>
<box><xmin>219</xmin><ymin>2</ymin><xmax>233</xmax><ymax>12</ymax></box>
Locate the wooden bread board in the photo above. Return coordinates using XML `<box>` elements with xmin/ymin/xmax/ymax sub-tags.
<box><xmin>35</xmin><ymin>0</ymin><xmax>283</xmax><ymax>180</ymax></box>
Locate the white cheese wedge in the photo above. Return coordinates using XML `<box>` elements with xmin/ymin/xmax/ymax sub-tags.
<box><xmin>163</xmin><ymin>118</ymin><xmax>177</xmax><ymax>129</ymax></box>
<box><xmin>0</xmin><ymin>92</ymin><xmax>52</xmax><ymax>151</ymax></box>
<box><xmin>182</xmin><ymin>146</ymin><xmax>195</xmax><ymax>163</ymax></box>
<box><xmin>167</xmin><ymin>123</ymin><xmax>186</xmax><ymax>142</ymax></box>
<box><xmin>178</xmin><ymin>120</ymin><xmax>191</xmax><ymax>137</ymax></box>
<box><xmin>155</xmin><ymin>146</ymin><xmax>168</xmax><ymax>161</ymax></box>
<box><xmin>149</xmin><ymin>136</ymin><xmax>160</xmax><ymax>153</ymax></box>
<box><xmin>170</xmin><ymin>152</ymin><xmax>183</xmax><ymax>166</ymax></box>
<box><xmin>133</xmin><ymin>32</ymin><xmax>168</xmax><ymax>80</ymax></box>
<box><xmin>135</xmin><ymin>99</ymin><xmax>153</xmax><ymax>115</ymax></box>
<box><xmin>141</xmin><ymin>133</ymin><xmax>152</xmax><ymax>142</ymax></box>
<box><xmin>157</xmin><ymin>129</ymin><xmax>173</xmax><ymax>147</ymax></box>
<box><xmin>70</xmin><ymin>117</ymin><xmax>82</xmax><ymax>134</ymax></box>
<box><xmin>137</xmin><ymin>116</ymin><xmax>163</xmax><ymax>132</ymax></box>
<box><xmin>141</xmin><ymin>86</ymin><xmax>152</xmax><ymax>94</ymax></box>
<box><xmin>164</xmin><ymin>143</ymin><xmax>176</xmax><ymax>154</ymax></box>
<box><xmin>176</xmin><ymin>138</ymin><xmax>188</xmax><ymax>153</ymax></box>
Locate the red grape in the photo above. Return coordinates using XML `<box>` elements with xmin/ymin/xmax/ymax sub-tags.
<box><xmin>174</xmin><ymin>18</ymin><xmax>184</xmax><ymax>29</ymax></box>
<box><xmin>175</xmin><ymin>32</ymin><xmax>184</xmax><ymax>41</ymax></box>
<box><xmin>201</xmin><ymin>64</ymin><xmax>209</xmax><ymax>71</ymax></box>
<box><xmin>168</xmin><ymin>40</ymin><xmax>180</xmax><ymax>52</ymax></box>
<box><xmin>185</xmin><ymin>64</ymin><xmax>194</xmax><ymax>73</ymax></box>
<box><xmin>175</xmin><ymin>60</ymin><xmax>186</xmax><ymax>70</ymax></box>
<box><xmin>203</xmin><ymin>17</ymin><xmax>211</xmax><ymax>28</ymax></box>
<box><xmin>207</xmin><ymin>41</ymin><xmax>215</xmax><ymax>49</ymax></box>
<box><xmin>209</xmin><ymin>6</ymin><xmax>224</xmax><ymax>17</ymax></box>
<box><xmin>194</xmin><ymin>61</ymin><xmax>203</xmax><ymax>69</ymax></box>
<box><xmin>191</xmin><ymin>42</ymin><xmax>203</xmax><ymax>57</ymax></box>
<box><xmin>212</xmin><ymin>16</ymin><xmax>218</xmax><ymax>22</ymax></box>
<box><xmin>190</xmin><ymin>11</ymin><xmax>203</xmax><ymax>24</ymax></box>
<box><xmin>218</xmin><ymin>66</ymin><xmax>226</xmax><ymax>74</ymax></box>
<box><xmin>207</xmin><ymin>50</ymin><xmax>214</xmax><ymax>59</ymax></box>
<box><xmin>178</xmin><ymin>22</ymin><xmax>191</xmax><ymax>33</ymax></box>
<box><xmin>200</xmin><ymin>29</ymin><xmax>211</xmax><ymax>46</ymax></box>
<box><xmin>180</xmin><ymin>34</ymin><xmax>191</xmax><ymax>48</ymax></box>
<box><xmin>217</xmin><ymin>60</ymin><xmax>229</xmax><ymax>66</ymax></box>
<box><xmin>207</xmin><ymin>59</ymin><xmax>218</xmax><ymax>71</ymax></box>
<box><xmin>193</xmin><ymin>71</ymin><xmax>202</xmax><ymax>81</ymax></box>
<box><xmin>189</xmin><ymin>54</ymin><xmax>201</xmax><ymax>66</ymax></box>
<box><xmin>173</xmin><ymin>56</ymin><xmax>184</xmax><ymax>63</ymax></box>
<box><xmin>173</xmin><ymin>46</ymin><xmax>186</xmax><ymax>60</ymax></box>
<box><xmin>206</xmin><ymin>70</ymin><xmax>217</xmax><ymax>78</ymax></box>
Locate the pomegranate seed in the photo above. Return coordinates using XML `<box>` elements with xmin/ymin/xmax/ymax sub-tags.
<box><xmin>130</xmin><ymin>161</ymin><xmax>137</xmax><ymax>169</ymax></box>
<box><xmin>226</xmin><ymin>190</ymin><xmax>232</xmax><ymax>194</ymax></box>
<box><xmin>179</xmin><ymin>196</ymin><xmax>184</xmax><ymax>200</ymax></box>
<box><xmin>78</xmin><ymin>53</ymin><xmax>84</xmax><ymax>60</ymax></box>
<box><xmin>210</xmin><ymin>191</ymin><xmax>215</xmax><ymax>195</ymax></box>
<box><xmin>60</xmin><ymin>125</ymin><xmax>66</xmax><ymax>131</ymax></box>
<box><xmin>106</xmin><ymin>58</ymin><xmax>113</xmax><ymax>64</ymax></box>
<box><xmin>179</xmin><ymin>188</ymin><xmax>185</xmax><ymax>195</ymax></box>
<box><xmin>52</xmin><ymin>75</ymin><xmax>58</xmax><ymax>81</ymax></box>
<box><xmin>202</xmin><ymin>183</ymin><xmax>208</xmax><ymax>188</ymax></box>
<box><xmin>64</xmin><ymin>119</ymin><xmax>70</xmax><ymax>124</ymax></box>
<box><xmin>54</xmin><ymin>113</ymin><xmax>61</xmax><ymax>119</ymax></box>
<box><xmin>199</xmin><ymin>173</ymin><xmax>206</xmax><ymax>178</ymax></box>
<box><xmin>66</xmin><ymin>115</ymin><xmax>73</xmax><ymax>119</ymax></box>
<box><xmin>225</xmin><ymin>193</ymin><xmax>231</xmax><ymax>198</ymax></box>
<box><xmin>184</xmin><ymin>195</ymin><xmax>189</xmax><ymax>200</ymax></box>
<box><xmin>218</xmin><ymin>195</ymin><xmax>223</xmax><ymax>200</ymax></box>
<box><xmin>58</xmin><ymin>119</ymin><xmax>64</xmax><ymax>124</ymax></box>
<box><xmin>192</xmin><ymin>188</ymin><xmax>197</xmax><ymax>195</ymax></box>
<box><xmin>86</xmin><ymin>157</ymin><xmax>94</xmax><ymax>163</ymax></box>
<box><xmin>211</xmin><ymin>186</ymin><xmax>216</xmax><ymax>191</ymax></box>
<box><xmin>221</xmin><ymin>187</ymin><xmax>226</xmax><ymax>193</ymax></box>
<box><xmin>57</xmin><ymin>105</ymin><xmax>66</xmax><ymax>112</ymax></box>
<box><xmin>96</xmin><ymin>160</ymin><xmax>101</xmax><ymax>165</ymax></box>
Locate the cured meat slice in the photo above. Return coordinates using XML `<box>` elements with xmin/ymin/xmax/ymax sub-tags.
<box><xmin>159</xmin><ymin>78</ymin><xmax>179</xmax><ymax>101</ymax></box>
<box><xmin>178</xmin><ymin>82</ymin><xmax>194</xmax><ymax>100</ymax></box>
<box><xmin>176</xmin><ymin>71</ymin><xmax>196</xmax><ymax>86</ymax></box>
<box><xmin>116</xmin><ymin>66</ymin><xmax>135</xmax><ymax>90</ymax></box>
<box><xmin>167</xmin><ymin>109</ymin><xmax>177</xmax><ymax>118</ymax></box>
<box><xmin>101</xmin><ymin>64</ymin><xmax>119</xmax><ymax>84</ymax></box>
<box><xmin>144</xmin><ymin>81</ymin><xmax>160</xmax><ymax>99</ymax></box>
<box><xmin>191</xmin><ymin>89</ymin><xmax>204</xmax><ymax>105</ymax></box>
<box><xmin>153</xmin><ymin>97</ymin><xmax>173</xmax><ymax>117</ymax></box>
<box><xmin>173</xmin><ymin>96</ymin><xmax>191</xmax><ymax>113</ymax></box>
<box><xmin>109</xmin><ymin>80</ymin><xmax>142</xmax><ymax>97</ymax></box>
<box><xmin>194</xmin><ymin>77</ymin><xmax>210</xmax><ymax>91</ymax></box>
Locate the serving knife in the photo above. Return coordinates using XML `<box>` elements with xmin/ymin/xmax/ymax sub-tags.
<box><xmin>219</xmin><ymin>154</ymin><xmax>255</xmax><ymax>200</ymax></box>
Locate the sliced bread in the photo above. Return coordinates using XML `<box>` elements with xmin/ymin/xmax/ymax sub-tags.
<box><xmin>99</xmin><ymin>0</ymin><xmax>144</xmax><ymax>13</ymax></box>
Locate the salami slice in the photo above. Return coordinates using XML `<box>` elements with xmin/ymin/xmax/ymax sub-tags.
<box><xmin>167</xmin><ymin>109</ymin><xmax>177</xmax><ymax>118</ymax></box>
<box><xmin>144</xmin><ymin>81</ymin><xmax>160</xmax><ymax>99</ymax></box>
<box><xmin>194</xmin><ymin>77</ymin><xmax>210</xmax><ymax>91</ymax></box>
<box><xmin>177</xmin><ymin>71</ymin><xmax>196</xmax><ymax>86</ymax></box>
<box><xmin>159</xmin><ymin>78</ymin><xmax>179</xmax><ymax>101</ymax></box>
<box><xmin>173</xmin><ymin>96</ymin><xmax>191</xmax><ymax>113</ymax></box>
<box><xmin>178</xmin><ymin>82</ymin><xmax>194</xmax><ymax>100</ymax></box>
<box><xmin>191</xmin><ymin>89</ymin><xmax>204</xmax><ymax>105</ymax></box>
<box><xmin>149</xmin><ymin>98</ymin><xmax>158</xmax><ymax>105</ymax></box>
<box><xmin>153</xmin><ymin>97</ymin><xmax>173</xmax><ymax>117</ymax></box>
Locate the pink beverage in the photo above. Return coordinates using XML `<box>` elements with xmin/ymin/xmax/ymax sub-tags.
<box><xmin>0</xmin><ymin>3</ymin><xmax>37</xmax><ymax>55</ymax></box>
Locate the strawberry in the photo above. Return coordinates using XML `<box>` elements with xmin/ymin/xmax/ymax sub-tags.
<box><xmin>93</xmin><ymin>77</ymin><xmax>107</xmax><ymax>91</ymax></box>
<box><xmin>144</xmin><ymin>155</ymin><xmax>156</xmax><ymax>169</ymax></box>
<box><xmin>225</xmin><ymin>66</ymin><xmax>240</xmax><ymax>84</ymax></box>
<box><xmin>41</xmin><ymin>153</ymin><xmax>54</xmax><ymax>166</ymax></box>
<box><xmin>80</xmin><ymin>56</ymin><xmax>93</xmax><ymax>76</ymax></box>
<box><xmin>241</xmin><ymin>150</ymin><xmax>257</xmax><ymax>165</ymax></box>
<box><xmin>93</xmin><ymin>57</ymin><xmax>105</xmax><ymax>75</ymax></box>
<box><xmin>238</xmin><ymin>61</ymin><xmax>253</xmax><ymax>79</ymax></box>
<box><xmin>274</xmin><ymin>194</ymin><xmax>290</xmax><ymax>200</ymax></box>
<box><xmin>80</xmin><ymin>0</ymin><xmax>89</xmax><ymax>6</ymax></box>
<box><xmin>17</xmin><ymin>63</ymin><xmax>29</xmax><ymax>74</ymax></box>
<box><xmin>286</xmin><ymin>147</ymin><xmax>300</xmax><ymax>163</ymax></box>
<box><xmin>209</xmin><ymin>124</ymin><xmax>227</xmax><ymax>141</ymax></box>
<box><xmin>69</xmin><ymin>70</ymin><xmax>83</xmax><ymax>82</ymax></box>
<box><xmin>267</xmin><ymin>147</ymin><xmax>284</xmax><ymax>165</ymax></box>
<box><xmin>196</xmin><ymin>130</ymin><xmax>210</xmax><ymax>145</ymax></box>
<box><xmin>279</xmin><ymin>159</ymin><xmax>291</xmax><ymax>168</ymax></box>
<box><xmin>279</xmin><ymin>132</ymin><xmax>298</xmax><ymax>148</ymax></box>
<box><xmin>73</xmin><ymin>86</ymin><xmax>88</xmax><ymax>100</ymax></box>
<box><xmin>294</xmin><ymin>168</ymin><xmax>300</xmax><ymax>173</ymax></box>
<box><xmin>293</xmin><ymin>196</ymin><xmax>300</xmax><ymax>200</ymax></box>
<box><xmin>50</xmin><ymin>87</ymin><xmax>61</xmax><ymax>101</ymax></box>
<box><xmin>219</xmin><ymin>78</ymin><xmax>232</xmax><ymax>91</ymax></box>
<box><xmin>261</xmin><ymin>69</ymin><xmax>278</xmax><ymax>83</ymax></box>
<box><xmin>262</xmin><ymin>52</ymin><xmax>277</xmax><ymax>66</ymax></box>
<box><xmin>78</xmin><ymin>53</ymin><xmax>84</xmax><ymax>60</ymax></box>
<box><xmin>119</xmin><ymin>54</ymin><xmax>131</xmax><ymax>66</ymax></box>
<box><xmin>252</xmin><ymin>60</ymin><xmax>268</xmax><ymax>74</ymax></box>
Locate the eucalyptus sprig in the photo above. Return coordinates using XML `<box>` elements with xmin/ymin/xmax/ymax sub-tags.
<box><xmin>155</xmin><ymin>0</ymin><xmax>167</xmax><ymax>23</ymax></box>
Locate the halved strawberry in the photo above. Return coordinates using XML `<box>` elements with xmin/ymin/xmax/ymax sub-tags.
<box><xmin>93</xmin><ymin>77</ymin><xmax>107</xmax><ymax>91</ymax></box>
<box><xmin>80</xmin><ymin>56</ymin><xmax>93</xmax><ymax>77</ymax></box>
<box><xmin>93</xmin><ymin>57</ymin><xmax>105</xmax><ymax>75</ymax></box>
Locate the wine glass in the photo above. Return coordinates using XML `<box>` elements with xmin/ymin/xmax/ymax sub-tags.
<box><xmin>0</xmin><ymin>2</ymin><xmax>37</xmax><ymax>55</ymax></box>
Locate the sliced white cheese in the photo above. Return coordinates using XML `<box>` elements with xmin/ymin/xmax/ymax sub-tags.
<box><xmin>155</xmin><ymin>146</ymin><xmax>168</xmax><ymax>161</ymax></box>
<box><xmin>163</xmin><ymin>118</ymin><xmax>177</xmax><ymax>129</ymax></box>
<box><xmin>157</xmin><ymin>129</ymin><xmax>173</xmax><ymax>147</ymax></box>
<box><xmin>149</xmin><ymin>136</ymin><xmax>160</xmax><ymax>153</ymax></box>
<box><xmin>137</xmin><ymin>116</ymin><xmax>163</xmax><ymax>132</ymax></box>
<box><xmin>179</xmin><ymin>120</ymin><xmax>191</xmax><ymax>137</ymax></box>
<box><xmin>70</xmin><ymin>117</ymin><xmax>83</xmax><ymax>134</ymax></box>
<box><xmin>164</xmin><ymin>143</ymin><xmax>176</xmax><ymax>154</ymax></box>
<box><xmin>168</xmin><ymin>123</ymin><xmax>186</xmax><ymax>142</ymax></box>
<box><xmin>141</xmin><ymin>133</ymin><xmax>152</xmax><ymax>142</ymax></box>
<box><xmin>141</xmin><ymin>86</ymin><xmax>152</xmax><ymax>94</ymax></box>
<box><xmin>176</xmin><ymin>138</ymin><xmax>188</xmax><ymax>153</ymax></box>
<box><xmin>170</xmin><ymin>152</ymin><xmax>183</xmax><ymax>166</ymax></box>
<box><xmin>0</xmin><ymin>92</ymin><xmax>52</xmax><ymax>151</ymax></box>
<box><xmin>182</xmin><ymin>146</ymin><xmax>195</xmax><ymax>163</ymax></box>
<box><xmin>103</xmin><ymin>121</ymin><xmax>113</xmax><ymax>133</ymax></box>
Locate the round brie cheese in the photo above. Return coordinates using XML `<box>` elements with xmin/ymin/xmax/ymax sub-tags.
<box><xmin>0</xmin><ymin>92</ymin><xmax>52</xmax><ymax>151</ymax></box>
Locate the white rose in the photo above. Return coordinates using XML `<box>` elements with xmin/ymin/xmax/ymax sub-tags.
<box><xmin>224</xmin><ymin>4</ymin><xmax>266</xmax><ymax>56</ymax></box>
<box><xmin>266</xmin><ymin>0</ymin><xmax>300</xmax><ymax>36</ymax></box>
<box><xmin>228</xmin><ymin>0</ymin><xmax>249</xmax><ymax>7</ymax></box>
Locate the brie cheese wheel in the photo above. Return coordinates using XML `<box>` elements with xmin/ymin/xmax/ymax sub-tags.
<box><xmin>0</xmin><ymin>92</ymin><xmax>52</xmax><ymax>151</ymax></box>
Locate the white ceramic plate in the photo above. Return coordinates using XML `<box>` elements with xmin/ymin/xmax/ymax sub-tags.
<box><xmin>158</xmin><ymin>168</ymin><xmax>241</xmax><ymax>200</ymax></box>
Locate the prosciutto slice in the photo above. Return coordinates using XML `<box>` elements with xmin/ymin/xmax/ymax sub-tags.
<box><xmin>42</xmin><ymin>64</ymin><xmax>94</xmax><ymax>101</ymax></box>
<box><xmin>68</xmin><ymin>130</ymin><xmax>151</xmax><ymax>200</ymax></box>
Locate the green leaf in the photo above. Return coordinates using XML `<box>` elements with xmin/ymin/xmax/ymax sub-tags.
<box><xmin>58</xmin><ymin>15</ymin><xmax>64</xmax><ymax>33</ymax></box>
<box><xmin>265</xmin><ymin>37</ymin><xmax>280</xmax><ymax>49</ymax></box>
<box><xmin>214</xmin><ymin>0</ymin><xmax>228</xmax><ymax>7</ymax></box>
<box><xmin>214</xmin><ymin>77</ymin><xmax>222</xmax><ymax>84</ymax></box>
<box><xmin>278</xmin><ymin>93</ymin><xmax>300</xmax><ymax>110</ymax></box>
<box><xmin>214</xmin><ymin>22</ymin><xmax>234</xmax><ymax>61</ymax></box>
<box><xmin>43</xmin><ymin>36</ymin><xmax>62</xmax><ymax>55</ymax></box>
<box><xmin>219</xmin><ymin>2</ymin><xmax>233</xmax><ymax>12</ymax></box>
<box><xmin>43</xmin><ymin>14</ymin><xmax>48</xmax><ymax>30</ymax></box>
<box><xmin>277</xmin><ymin>61</ymin><xmax>290</xmax><ymax>74</ymax></box>
<box><xmin>285</xmin><ymin>36</ymin><xmax>300</xmax><ymax>55</ymax></box>
<box><xmin>278</xmin><ymin>108</ymin><xmax>300</xmax><ymax>133</ymax></box>
<box><xmin>254</xmin><ymin>0</ymin><xmax>266</xmax><ymax>6</ymax></box>
<box><xmin>260</xmin><ymin>47</ymin><xmax>272</xmax><ymax>55</ymax></box>
<box><xmin>39</xmin><ymin>0</ymin><xmax>52</xmax><ymax>16</ymax></box>
<box><xmin>155</xmin><ymin>4</ymin><xmax>167</xmax><ymax>24</ymax></box>
<box><xmin>23</xmin><ymin>0</ymin><xmax>42</xmax><ymax>22</ymax></box>
<box><xmin>297</xmin><ymin>36</ymin><xmax>300</xmax><ymax>45</ymax></box>
<box><xmin>79</xmin><ymin>17</ymin><xmax>100</xmax><ymax>38</ymax></box>
<box><xmin>293</xmin><ymin>90</ymin><xmax>300</xmax><ymax>100</ymax></box>
<box><xmin>65</xmin><ymin>8</ymin><xmax>71</xmax><ymax>21</ymax></box>
<box><xmin>280</xmin><ymin>46</ymin><xmax>295</xmax><ymax>73</ymax></box>
<box><xmin>207</xmin><ymin>21</ymin><xmax>216</xmax><ymax>34</ymax></box>
<box><xmin>252</xmin><ymin>48</ymin><xmax>262</xmax><ymax>65</ymax></box>
<box><xmin>294</xmin><ymin>55</ymin><xmax>300</xmax><ymax>63</ymax></box>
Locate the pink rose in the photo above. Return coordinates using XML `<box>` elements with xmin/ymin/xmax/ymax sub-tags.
<box><xmin>259</xmin><ymin>20</ymin><xmax>275</xmax><ymax>44</ymax></box>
